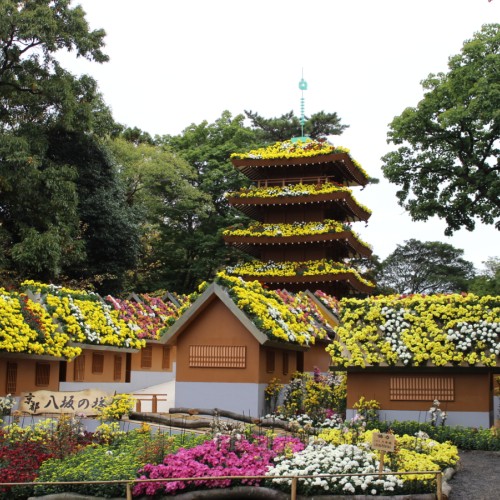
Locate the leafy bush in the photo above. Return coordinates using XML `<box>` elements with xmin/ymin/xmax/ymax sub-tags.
<box><xmin>0</xmin><ymin>440</ymin><xmax>54</xmax><ymax>499</ymax></box>
<box><xmin>34</xmin><ymin>431</ymin><xmax>204</xmax><ymax>498</ymax></box>
<box><xmin>369</xmin><ymin>420</ymin><xmax>500</xmax><ymax>451</ymax></box>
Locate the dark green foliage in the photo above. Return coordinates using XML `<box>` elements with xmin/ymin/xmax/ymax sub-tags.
<box><xmin>46</xmin><ymin>129</ymin><xmax>140</xmax><ymax>293</ymax></box>
<box><xmin>382</xmin><ymin>24</ymin><xmax>500</xmax><ymax>235</ymax></box>
<box><xmin>376</xmin><ymin>239</ymin><xmax>475</xmax><ymax>294</ymax></box>
<box><xmin>370</xmin><ymin>420</ymin><xmax>500</xmax><ymax>451</ymax></box>
<box><xmin>245</xmin><ymin>109</ymin><xmax>348</xmax><ymax>141</ymax></box>
<box><xmin>468</xmin><ymin>257</ymin><xmax>500</xmax><ymax>296</ymax></box>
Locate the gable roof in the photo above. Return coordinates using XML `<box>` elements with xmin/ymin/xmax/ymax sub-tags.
<box><xmin>159</xmin><ymin>282</ymin><xmax>272</xmax><ymax>347</ymax></box>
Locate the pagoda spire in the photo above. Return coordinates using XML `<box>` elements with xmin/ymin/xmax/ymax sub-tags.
<box><xmin>298</xmin><ymin>70</ymin><xmax>308</xmax><ymax>138</ymax></box>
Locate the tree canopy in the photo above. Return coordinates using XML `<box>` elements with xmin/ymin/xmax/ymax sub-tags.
<box><xmin>381</xmin><ymin>24</ymin><xmax>500</xmax><ymax>235</ymax></box>
<box><xmin>245</xmin><ymin>109</ymin><xmax>347</xmax><ymax>142</ymax></box>
<box><xmin>376</xmin><ymin>239</ymin><xmax>475</xmax><ymax>294</ymax></box>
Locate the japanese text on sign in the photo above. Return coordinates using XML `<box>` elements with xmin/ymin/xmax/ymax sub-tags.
<box><xmin>19</xmin><ymin>389</ymin><xmax>111</xmax><ymax>416</ymax></box>
<box><xmin>371</xmin><ymin>432</ymin><xmax>396</xmax><ymax>452</ymax></box>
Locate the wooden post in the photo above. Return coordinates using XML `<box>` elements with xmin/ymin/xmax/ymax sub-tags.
<box><xmin>291</xmin><ymin>476</ymin><xmax>297</xmax><ymax>500</ymax></box>
<box><xmin>152</xmin><ymin>395</ymin><xmax>158</xmax><ymax>413</ymax></box>
<box><xmin>378</xmin><ymin>451</ymin><xmax>385</xmax><ymax>475</ymax></box>
<box><xmin>136</xmin><ymin>399</ymin><xmax>141</xmax><ymax>413</ymax></box>
<box><xmin>126</xmin><ymin>483</ymin><xmax>132</xmax><ymax>500</ymax></box>
<box><xmin>436</xmin><ymin>472</ymin><xmax>443</xmax><ymax>500</ymax></box>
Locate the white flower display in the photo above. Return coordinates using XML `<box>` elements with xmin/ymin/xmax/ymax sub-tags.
<box><xmin>266</xmin><ymin>442</ymin><xmax>402</xmax><ymax>496</ymax></box>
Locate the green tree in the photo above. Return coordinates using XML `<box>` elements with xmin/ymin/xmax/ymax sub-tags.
<box><xmin>0</xmin><ymin>0</ymin><xmax>119</xmax><ymax>286</ymax></box>
<box><xmin>0</xmin><ymin>0</ymin><xmax>109</xmax><ymax>131</ymax></box>
<box><xmin>381</xmin><ymin>24</ymin><xmax>500</xmax><ymax>235</ymax></box>
<box><xmin>155</xmin><ymin>111</ymin><xmax>257</xmax><ymax>292</ymax></box>
<box><xmin>376</xmin><ymin>239</ymin><xmax>475</xmax><ymax>294</ymax></box>
<box><xmin>106</xmin><ymin>136</ymin><xmax>207</xmax><ymax>292</ymax></box>
<box><xmin>468</xmin><ymin>257</ymin><xmax>500</xmax><ymax>296</ymax></box>
<box><xmin>245</xmin><ymin>109</ymin><xmax>347</xmax><ymax>142</ymax></box>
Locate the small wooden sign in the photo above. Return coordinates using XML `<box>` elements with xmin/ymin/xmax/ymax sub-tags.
<box><xmin>19</xmin><ymin>389</ymin><xmax>111</xmax><ymax>416</ymax></box>
<box><xmin>371</xmin><ymin>432</ymin><xmax>396</xmax><ymax>452</ymax></box>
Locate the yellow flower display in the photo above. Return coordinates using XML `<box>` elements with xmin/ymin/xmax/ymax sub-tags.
<box><xmin>230</xmin><ymin>139</ymin><xmax>369</xmax><ymax>180</ymax></box>
<box><xmin>226</xmin><ymin>259</ymin><xmax>375</xmax><ymax>288</ymax></box>
<box><xmin>223</xmin><ymin>220</ymin><xmax>371</xmax><ymax>249</ymax></box>
<box><xmin>215</xmin><ymin>272</ymin><xmax>333</xmax><ymax>345</ymax></box>
<box><xmin>327</xmin><ymin>294</ymin><xmax>500</xmax><ymax>368</ymax></box>
<box><xmin>319</xmin><ymin>428</ymin><xmax>459</xmax><ymax>482</ymax></box>
<box><xmin>0</xmin><ymin>288</ymin><xmax>80</xmax><ymax>359</ymax></box>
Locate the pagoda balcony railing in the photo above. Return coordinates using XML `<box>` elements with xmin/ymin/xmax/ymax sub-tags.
<box><xmin>255</xmin><ymin>176</ymin><xmax>341</xmax><ymax>188</ymax></box>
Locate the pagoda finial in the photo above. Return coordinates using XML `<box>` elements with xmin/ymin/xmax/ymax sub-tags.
<box><xmin>298</xmin><ymin>69</ymin><xmax>308</xmax><ymax>138</ymax></box>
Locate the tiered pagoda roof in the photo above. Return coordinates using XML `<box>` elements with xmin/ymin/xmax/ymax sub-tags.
<box><xmin>224</xmin><ymin>139</ymin><xmax>376</xmax><ymax>297</ymax></box>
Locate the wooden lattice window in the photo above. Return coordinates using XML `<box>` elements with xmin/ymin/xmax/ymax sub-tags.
<box><xmin>390</xmin><ymin>375</ymin><xmax>454</xmax><ymax>401</ymax></box>
<box><xmin>74</xmin><ymin>355</ymin><xmax>85</xmax><ymax>381</ymax></box>
<box><xmin>141</xmin><ymin>346</ymin><xmax>153</xmax><ymax>368</ymax></box>
<box><xmin>5</xmin><ymin>362</ymin><xmax>17</xmax><ymax>394</ymax></box>
<box><xmin>113</xmin><ymin>355</ymin><xmax>122</xmax><ymax>381</ymax></box>
<box><xmin>35</xmin><ymin>363</ymin><xmax>50</xmax><ymax>387</ymax></box>
<box><xmin>189</xmin><ymin>345</ymin><xmax>246</xmax><ymax>368</ymax></box>
<box><xmin>162</xmin><ymin>347</ymin><xmax>171</xmax><ymax>369</ymax></box>
<box><xmin>282</xmin><ymin>351</ymin><xmax>289</xmax><ymax>375</ymax></box>
<box><xmin>92</xmin><ymin>353</ymin><xmax>104</xmax><ymax>374</ymax></box>
<box><xmin>266</xmin><ymin>350</ymin><xmax>276</xmax><ymax>373</ymax></box>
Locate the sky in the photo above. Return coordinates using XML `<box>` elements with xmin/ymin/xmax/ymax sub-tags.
<box><xmin>61</xmin><ymin>0</ymin><xmax>499</xmax><ymax>270</ymax></box>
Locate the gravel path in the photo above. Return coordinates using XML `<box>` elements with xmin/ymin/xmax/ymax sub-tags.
<box><xmin>447</xmin><ymin>450</ymin><xmax>500</xmax><ymax>499</ymax></box>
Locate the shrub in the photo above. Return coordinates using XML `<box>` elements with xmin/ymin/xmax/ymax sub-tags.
<box><xmin>369</xmin><ymin>420</ymin><xmax>500</xmax><ymax>451</ymax></box>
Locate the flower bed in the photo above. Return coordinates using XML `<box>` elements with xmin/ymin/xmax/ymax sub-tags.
<box><xmin>327</xmin><ymin>293</ymin><xmax>500</xmax><ymax>367</ymax></box>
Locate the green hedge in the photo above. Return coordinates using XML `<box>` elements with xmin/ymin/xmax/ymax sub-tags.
<box><xmin>370</xmin><ymin>421</ymin><xmax>500</xmax><ymax>451</ymax></box>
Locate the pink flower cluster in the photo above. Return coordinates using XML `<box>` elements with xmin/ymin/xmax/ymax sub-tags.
<box><xmin>133</xmin><ymin>435</ymin><xmax>304</xmax><ymax>496</ymax></box>
<box><xmin>105</xmin><ymin>295</ymin><xmax>180</xmax><ymax>339</ymax></box>
<box><xmin>276</xmin><ymin>289</ymin><xmax>332</xmax><ymax>337</ymax></box>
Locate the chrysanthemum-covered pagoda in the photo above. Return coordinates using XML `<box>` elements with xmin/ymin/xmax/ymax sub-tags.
<box><xmin>223</xmin><ymin>138</ymin><xmax>375</xmax><ymax>297</ymax></box>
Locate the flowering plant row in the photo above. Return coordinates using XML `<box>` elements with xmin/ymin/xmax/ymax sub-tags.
<box><xmin>43</xmin><ymin>293</ymin><xmax>145</xmax><ymax>350</ymax></box>
<box><xmin>327</xmin><ymin>293</ymin><xmax>500</xmax><ymax>367</ymax></box>
<box><xmin>231</xmin><ymin>138</ymin><xmax>345</xmax><ymax>159</ymax></box>
<box><xmin>223</xmin><ymin>219</ymin><xmax>371</xmax><ymax>246</ymax></box>
<box><xmin>226</xmin><ymin>259</ymin><xmax>374</xmax><ymax>288</ymax></box>
<box><xmin>230</xmin><ymin>139</ymin><xmax>369</xmax><ymax>180</ymax></box>
<box><xmin>0</xmin><ymin>288</ymin><xmax>79</xmax><ymax>359</ymax></box>
<box><xmin>215</xmin><ymin>272</ymin><xmax>334</xmax><ymax>345</ymax></box>
<box><xmin>314</xmin><ymin>290</ymin><xmax>340</xmax><ymax>316</ymax></box>
<box><xmin>104</xmin><ymin>294</ymin><xmax>183</xmax><ymax>340</ymax></box>
<box><xmin>134</xmin><ymin>434</ymin><xmax>305</xmax><ymax>496</ymax></box>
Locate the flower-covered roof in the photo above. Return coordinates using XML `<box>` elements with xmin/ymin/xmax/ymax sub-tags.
<box><xmin>104</xmin><ymin>293</ymin><xmax>193</xmax><ymax>340</ymax></box>
<box><xmin>21</xmin><ymin>281</ymin><xmax>146</xmax><ymax>352</ymax></box>
<box><xmin>226</xmin><ymin>183</ymin><xmax>371</xmax><ymax>223</ymax></box>
<box><xmin>225</xmin><ymin>259</ymin><xmax>375</xmax><ymax>295</ymax></box>
<box><xmin>328</xmin><ymin>293</ymin><xmax>500</xmax><ymax>368</ymax></box>
<box><xmin>0</xmin><ymin>287</ymin><xmax>80</xmax><ymax>359</ymax></box>
<box><xmin>230</xmin><ymin>139</ymin><xmax>369</xmax><ymax>186</ymax></box>
<box><xmin>223</xmin><ymin>220</ymin><xmax>372</xmax><ymax>259</ymax></box>
<box><xmin>211</xmin><ymin>272</ymin><xmax>337</xmax><ymax>346</ymax></box>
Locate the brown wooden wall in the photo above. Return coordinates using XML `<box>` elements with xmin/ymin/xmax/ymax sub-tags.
<box><xmin>264</xmin><ymin>206</ymin><xmax>325</xmax><ymax>224</ymax></box>
<box><xmin>130</xmin><ymin>344</ymin><xmax>176</xmax><ymax>372</ymax></box>
<box><xmin>0</xmin><ymin>358</ymin><xmax>60</xmax><ymax>395</ymax></box>
<box><xmin>304</xmin><ymin>342</ymin><xmax>331</xmax><ymax>373</ymax></box>
<box><xmin>64</xmin><ymin>349</ymin><xmax>126</xmax><ymax>384</ymax></box>
<box><xmin>347</xmin><ymin>371</ymin><xmax>493</xmax><ymax>412</ymax></box>
<box><xmin>175</xmin><ymin>298</ymin><xmax>261</xmax><ymax>383</ymax></box>
<box><xmin>174</xmin><ymin>297</ymin><xmax>319</xmax><ymax>385</ymax></box>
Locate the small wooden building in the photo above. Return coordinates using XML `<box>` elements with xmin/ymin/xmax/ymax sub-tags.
<box><xmin>160</xmin><ymin>282</ymin><xmax>335</xmax><ymax>417</ymax></box>
<box><xmin>346</xmin><ymin>366</ymin><xmax>498</xmax><ymax>428</ymax></box>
